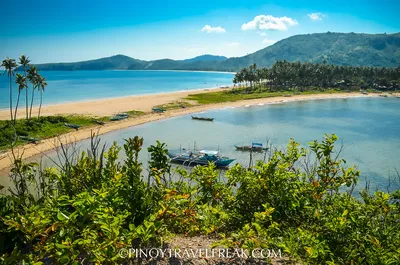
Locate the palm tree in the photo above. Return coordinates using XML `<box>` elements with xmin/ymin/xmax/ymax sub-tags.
<box><xmin>19</xmin><ymin>55</ymin><xmax>31</xmax><ymax>120</ymax></box>
<box><xmin>14</xmin><ymin>74</ymin><xmax>28</xmax><ymax>122</ymax></box>
<box><xmin>27</xmin><ymin>66</ymin><xmax>38</xmax><ymax>119</ymax></box>
<box><xmin>36</xmin><ymin>75</ymin><xmax>47</xmax><ymax>118</ymax></box>
<box><xmin>1</xmin><ymin>57</ymin><xmax>18</xmax><ymax>121</ymax></box>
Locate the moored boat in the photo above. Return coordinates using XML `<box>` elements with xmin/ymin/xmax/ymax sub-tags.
<box><xmin>152</xmin><ymin>107</ymin><xmax>166</xmax><ymax>113</ymax></box>
<box><xmin>191</xmin><ymin>116</ymin><xmax>214</xmax><ymax>121</ymax></box>
<box><xmin>235</xmin><ymin>142</ymin><xmax>268</xmax><ymax>152</ymax></box>
<box><xmin>110</xmin><ymin>113</ymin><xmax>129</xmax><ymax>121</ymax></box>
<box><xmin>19</xmin><ymin>136</ymin><xmax>40</xmax><ymax>144</ymax></box>
<box><xmin>92</xmin><ymin>120</ymin><xmax>105</xmax><ymax>125</ymax></box>
<box><xmin>168</xmin><ymin>149</ymin><xmax>235</xmax><ymax>168</ymax></box>
<box><xmin>64</xmin><ymin>123</ymin><xmax>81</xmax><ymax>130</ymax></box>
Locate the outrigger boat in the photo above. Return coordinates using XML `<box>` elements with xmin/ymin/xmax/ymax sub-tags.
<box><xmin>168</xmin><ymin>150</ymin><xmax>235</xmax><ymax>168</ymax></box>
<box><xmin>191</xmin><ymin>116</ymin><xmax>214</xmax><ymax>121</ymax></box>
<box><xmin>19</xmin><ymin>136</ymin><xmax>40</xmax><ymax>144</ymax></box>
<box><xmin>110</xmin><ymin>113</ymin><xmax>129</xmax><ymax>121</ymax></box>
<box><xmin>92</xmin><ymin>120</ymin><xmax>105</xmax><ymax>125</ymax></box>
<box><xmin>235</xmin><ymin>142</ymin><xmax>268</xmax><ymax>152</ymax></box>
<box><xmin>64</xmin><ymin>123</ymin><xmax>81</xmax><ymax>130</ymax></box>
<box><xmin>152</xmin><ymin>107</ymin><xmax>166</xmax><ymax>113</ymax></box>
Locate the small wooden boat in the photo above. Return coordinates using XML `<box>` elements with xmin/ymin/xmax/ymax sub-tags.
<box><xmin>235</xmin><ymin>142</ymin><xmax>268</xmax><ymax>152</ymax></box>
<box><xmin>152</xmin><ymin>107</ymin><xmax>166</xmax><ymax>113</ymax></box>
<box><xmin>168</xmin><ymin>150</ymin><xmax>235</xmax><ymax>168</ymax></box>
<box><xmin>192</xmin><ymin>116</ymin><xmax>214</xmax><ymax>121</ymax></box>
<box><xmin>64</xmin><ymin>123</ymin><xmax>81</xmax><ymax>130</ymax></box>
<box><xmin>379</xmin><ymin>94</ymin><xmax>389</xmax><ymax>97</ymax></box>
<box><xmin>361</xmin><ymin>91</ymin><xmax>368</xmax><ymax>95</ymax></box>
<box><xmin>110</xmin><ymin>113</ymin><xmax>129</xmax><ymax>121</ymax></box>
<box><xmin>92</xmin><ymin>120</ymin><xmax>105</xmax><ymax>125</ymax></box>
<box><xmin>19</xmin><ymin>136</ymin><xmax>40</xmax><ymax>144</ymax></box>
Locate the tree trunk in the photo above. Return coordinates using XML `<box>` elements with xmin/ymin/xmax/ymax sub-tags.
<box><xmin>24</xmin><ymin>67</ymin><xmax>29</xmax><ymax>120</ymax></box>
<box><xmin>38</xmin><ymin>90</ymin><xmax>43</xmax><ymax>118</ymax></box>
<box><xmin>14</xmin><ymin>91</ymin><xmax>21</xmax><ymax>123</ymax></box>
<box><xmin>26</xmin><ymin>86</ymin><xmax>29</xmax><ymax>120</ymax></box>
<box><xmin>9</xmin><ymin>74</ymin><xmax>13</xmax><ymax>121</ymax></box>
<box><xmin>29</xmin><ymin>88</ymin><xmax>35</xmax><ymax>119</ymax></box>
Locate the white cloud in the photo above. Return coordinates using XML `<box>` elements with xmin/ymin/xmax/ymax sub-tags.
<box><xmin>227</xmin><ymin>42</ymin><xmax>240</xmax><ymax>47</ymax></box>
<box><xmin>201</xmin><ymin>25</ymin><xmax>226</xmax><ymax>33</ymax></box>
<box><xmin>262</xmin><ymin>39</ymin><xmax>277</xmax><ymax>46</ymax></box>
<box><xmin>307</xmin><ymin>13</ymin><xmax>326</xmax><ymax>21</ymax></box>
<box><xmin>241</xmin><ymin>15</ymin><xmax>298</xmax><ymax>31</ymax></box>
<box><xmin>259</xmin><ymin>32</ymin><xmax>267</xmax><ymax>36</ymax></box>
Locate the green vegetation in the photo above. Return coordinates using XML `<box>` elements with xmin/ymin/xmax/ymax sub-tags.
<box><xmin>2</xmin><ymin>55</ymin><xmax>48</xmax><ymax>124</ymax></box>
<box><xmin>188</xmin><ymin>60</ymin><xmax>399</xmax><ymax>104</ymax></box>
<box><xmin>28</xmin><ymin>32</ymin><xmax>400</xmax><ymax>71</ymax></box>
<box><xmin>1</xmin><ymin>134</ymin><xmax>399</xmax><ymax>264</ymax></box>
<box><xmin>0</xmin><ymin>116</ymin><xmax>108</xmax><ymax>150</ymax></box>
<box><xmin>125</xmin><ymin>110</ymin><xmax>145</xmax><ymax>117</ymax></box>
<box><xmin>187</xmin><ymin>89</ymin><xmax>343</xmax><ymax>104</ymax></box>
<box><xmin>233</xmin><ymin>61</ymin><xmax>399</xmax><ymax>91</ymax></box>
<box><xmin>153</xmin><ymin>101</ymin><xmax>192</xmax><ymax>110</ymax></box>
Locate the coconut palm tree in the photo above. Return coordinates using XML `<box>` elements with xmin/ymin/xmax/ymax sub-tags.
<box><xmin>36</xmin><ymin>75</ymin><xmax>47</xmax><ymax>118</ymax></box>
<box><xmin>14</xmin><ymin>73</ymin><xmax>28</xmax><ymax>122</ymax></box>
<box><xmin>27</xmin><ymin>66</ymin><xmax>39</xmax><ymax>119</ymax></box>
<box><xmin>1</xmin><ymin>57</ymin><xmax>18</xmax><ymax>121</ymax></box>
<box><xmin>19</xmin><ymin>55</ymin><xmax>31</xmax><ymax>120</ymax></box>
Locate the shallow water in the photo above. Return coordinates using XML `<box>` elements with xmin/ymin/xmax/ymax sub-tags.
<box><xmin>2</xmin><ymin>97</ymin><xmax>398</xmax><ymax>193</ymax></box>
<box><xmin>0</xmin><ymin>70</ymin><xmax>234</xmax><ymax>109</ymax></box>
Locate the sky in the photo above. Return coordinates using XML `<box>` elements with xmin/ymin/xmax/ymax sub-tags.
<box><xmin>1</xmin><ymin>0</ymin><xmax>399</xmax><ymax>63</ymax></box>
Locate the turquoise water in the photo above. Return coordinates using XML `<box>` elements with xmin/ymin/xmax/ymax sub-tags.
<box><xmin>3</xmin><ymin>97</ymin><xmax>397</xmax><ymax>193</ymax></box>
<box><xmin>0</xmin><ymin>70</ymin><xmax>234</xmax><ymax>109</ymax></box>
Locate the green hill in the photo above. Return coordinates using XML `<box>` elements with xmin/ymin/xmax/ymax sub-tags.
<box><xmin>29</xmin><ymin>32</ymin><xmax>400</xmax><ymax>72</ymax></box>
<box><xmin>218</xmin><ymin>32</ymin><xmax>400</xmax><ymax>71</ymax></box>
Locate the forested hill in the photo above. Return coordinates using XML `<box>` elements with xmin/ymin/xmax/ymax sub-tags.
<box><xmin>28</xmin><ymin>32</ymin><xmax>400</xmax><ymax>72</ymax></box>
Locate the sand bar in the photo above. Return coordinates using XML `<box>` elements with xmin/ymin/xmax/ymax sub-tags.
<box><xmin>0</xmin><ymin>89</ymin><xmax>388</xmax><ymax>172</ymax></box>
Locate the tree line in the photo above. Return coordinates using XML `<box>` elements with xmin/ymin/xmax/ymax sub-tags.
<box><xmin>233</xmin><ymin>60</ymin><xmax>400</xmax><ymax>91</ymax></box>
<box><xmin>2</xmin><ymin>56</ymin><xmax>47</xmax><ymax>122</ymax></box>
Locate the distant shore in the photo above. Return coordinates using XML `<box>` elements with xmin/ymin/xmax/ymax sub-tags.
<box><xmin>0</xmin><ymin>89</ymin><xmax>388</xmax><ymax>173</ymax></box>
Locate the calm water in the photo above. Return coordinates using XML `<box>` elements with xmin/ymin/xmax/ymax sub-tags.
<box><xmin>0</xmin><ymin>70</ymin><xmax>234</xmax><ymax>109</ymax></box>
<box><xmin>2</xmin><ymin>97</ymin><xmax>399</xmax><ymax>193</ymax></box>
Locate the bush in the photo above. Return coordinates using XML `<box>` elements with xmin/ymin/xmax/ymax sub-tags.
<box><xmin>0</xmin><ymin>134</ymin><xmax>399</xmax><ymax>264</ymax></box>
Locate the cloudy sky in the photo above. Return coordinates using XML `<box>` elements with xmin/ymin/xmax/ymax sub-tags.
<box><xmin>1</xmin><ymin>0</ymin><xmax>399</xmax><ymax>63</ymax></box>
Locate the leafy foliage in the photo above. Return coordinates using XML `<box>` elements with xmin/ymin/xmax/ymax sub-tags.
<box><xmin>0</xmin><ymin>134</ymin><xmax>399</xmax><ymax>264</ymax></box>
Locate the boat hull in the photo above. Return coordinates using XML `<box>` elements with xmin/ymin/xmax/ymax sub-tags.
<box><xmin>168</xmin><ymin>152</ymin><xmax>234</xmax><ymax>168</ymax></box>
<box><xmin>191</xmin><ymin>116</ymin><xmax>214</xmax><ymax>121</ymax></box>
<box><xmin>234</xmin><ymin>145</ymin><xmax>268</xmax><ymax>152</ymax></box>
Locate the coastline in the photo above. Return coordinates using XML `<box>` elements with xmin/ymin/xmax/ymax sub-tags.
<box><xmin>0</xmin><ymin>91</ymin><xmax>382</xmax><ymax>173</ymax></box>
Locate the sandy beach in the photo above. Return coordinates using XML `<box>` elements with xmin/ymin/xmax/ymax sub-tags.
<box><xmin>0</xmin><ymin>89</ymin><xmax>386</xmax><ymax>172</ymax></box>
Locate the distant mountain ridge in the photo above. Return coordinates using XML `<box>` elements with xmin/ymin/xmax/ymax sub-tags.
<box><xmin>29</xmin><ymin>32</ymin><xmax>400</xmax><ymax>72</ymax></box>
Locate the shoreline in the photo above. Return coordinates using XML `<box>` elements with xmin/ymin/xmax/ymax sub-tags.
<box><xmin>0</xmin><ymin>91</ymin><xmax>383</xmax><ymax>173</ymax></box>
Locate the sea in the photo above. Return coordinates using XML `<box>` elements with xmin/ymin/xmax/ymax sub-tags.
<box><xmin>0</xmin><ymin>70</ymin><xmax>234</xmax><ymax>109</ymax></box>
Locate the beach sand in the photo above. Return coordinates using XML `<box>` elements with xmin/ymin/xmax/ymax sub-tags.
<box><xmin>0</xmin><ymin>89</ymin><xmax>386</xmax><ymax>172</ymax></box>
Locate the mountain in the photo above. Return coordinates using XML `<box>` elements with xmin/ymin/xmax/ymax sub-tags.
<box><xmin>181</xmin><ymin>54</ymin><xmax>227</xmax><ymax>63</ymax></box>
<box><xmin>34</xmin><ymin>55</ymin><xmax>147</xmax><ymax>71</ymax></box>
<box><xmin>28</xmin><ymin>32</ymin><xmax>400</xmax><ymax>72</ymax></box>
<box><xmin>218</xmin><ymin>32</ymin><xmax>400</xmax><ymax>71</ymax></box>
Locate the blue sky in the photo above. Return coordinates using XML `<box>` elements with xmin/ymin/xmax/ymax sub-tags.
<box><xmin>1</xmin><ymin>0</ymin><xmax>399</xmax><ymax>63</ymax></box>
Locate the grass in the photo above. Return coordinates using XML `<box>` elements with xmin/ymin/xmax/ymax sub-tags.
<box><xmin>125</xmin><ymin>110</ymin><xmax>145</xmax><ymax>116</ymax></box>
<box><xmin>186</xmin><ymin>87</ymin><xmax>350</xmax><ymax>105</ymax></box>
<box><xmin>153</xmin><ymin>101</ymin><xmax>193</xmax><ymax>110</ymax></box>
<box><xmin>0</xmin><ymin>111</ymin><xmax>145</xmax><ymax>151</ymax></box>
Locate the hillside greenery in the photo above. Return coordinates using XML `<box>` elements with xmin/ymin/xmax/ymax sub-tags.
<box><xmin>26</xmin><ymin>32</ymin><xmax>400</xmax><ymax>72</ymax></box>
<box><xmin>0</xmin><ymin>134</ymin><xmax>399</xmax><ymax>264</ymax></box>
